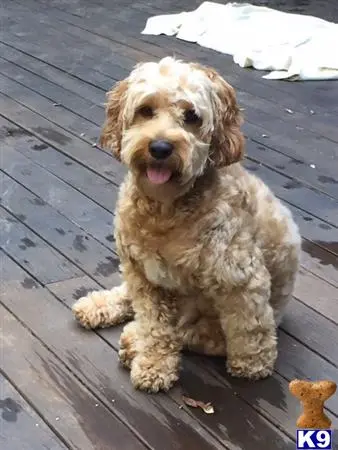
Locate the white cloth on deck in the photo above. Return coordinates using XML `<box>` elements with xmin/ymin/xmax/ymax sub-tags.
<box><xmin>142</xmin><ymin>2</ymin><xmax>338</xmax><ymax>81</ymax></box>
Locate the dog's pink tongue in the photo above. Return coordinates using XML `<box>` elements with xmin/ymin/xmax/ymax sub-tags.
<box><xmin>146</xmin><ymin>167</ymin><xmax>172</xmax><ymax>184</ymax></box>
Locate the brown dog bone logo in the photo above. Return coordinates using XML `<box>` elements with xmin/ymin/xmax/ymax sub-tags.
<box><xmin>289</xmin><ymin>380</ymin><xmax>337</xmax><ymax>429</ymax></box>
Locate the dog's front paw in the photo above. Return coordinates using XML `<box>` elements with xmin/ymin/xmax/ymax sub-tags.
<box><xmin>72</xmin><ymin>286</ymin><xmax>131</xmax><ymax>329</ymax></box>
<box><xmin>130</xmin><ymin>355</ymin><xmax>179</xmax><ymax>393</ymax></box>
<box><xmin>227</xmin><ymin>346</ymin><xmax>277</xmax><ymax>380</ymax></box>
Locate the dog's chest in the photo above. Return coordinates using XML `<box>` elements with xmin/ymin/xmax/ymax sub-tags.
<box><xmin>120</xmin><ymin>229</ymin><xmax>192</xmax><ymax>291</ymax></box>
<box><xmin>125</xmin><ymin>237</ymin><xmax>182</xmax><ymax>289</ymax></box>
<box><xmin>116</xmin><ymin>199</ymin><xmax>200</xmax><ymax>291</ymax></box>
<box><xmin>142</xmin><ymin>254</ymin><xmax>179</xmax><ymax>289</ymax></box>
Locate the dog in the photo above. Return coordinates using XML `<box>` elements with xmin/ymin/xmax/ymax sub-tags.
<box><xmin>72</xmin><ymin>57</ymin><xmax>301</xmax><ymax>393</ymax></box>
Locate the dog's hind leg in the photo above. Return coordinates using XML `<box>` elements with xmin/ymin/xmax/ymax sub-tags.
<box><xmin>270</xmin><ymin>271</ymin><xmax>297</xmax><ymax>326</ymax></box>
<box><xmin>181</xmin><ymin>317</ymin><xmax>227</xmax><ymax>357</ymax></box>
<box><xmin>268</xmin><ymin>241</ymin><xmax>300</xmax><ymax>326</ymax></box>
<box><xmin>72</xmin><ymin>282</ymin><xmax>134</xmax><ymax>329</ymax></box>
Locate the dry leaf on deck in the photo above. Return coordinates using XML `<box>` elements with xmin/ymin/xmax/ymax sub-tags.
<box><xmin>182</xmin><ymin>395</ymin><xmax>214</xmax><ymax>414</ymax></box>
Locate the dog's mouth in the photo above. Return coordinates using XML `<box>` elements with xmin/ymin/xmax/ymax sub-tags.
<box><xmin>132</xmin><ymin>153</ymin><xmax>182</xmax><ymax>187</ymax></box>
<box><xmin>146</xmin><ymin>166</ymin><xmax>172</xmax><ymax>185</ymax></box>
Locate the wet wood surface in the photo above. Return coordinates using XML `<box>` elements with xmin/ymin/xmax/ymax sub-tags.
<box><xmin>1</xmin><ymin>0</ymin><xmax>337</xmax><ymax>448</ymax></box>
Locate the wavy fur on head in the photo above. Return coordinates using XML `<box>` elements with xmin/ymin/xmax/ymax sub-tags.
<box><xmin>100</xmin><ymin>79</ymin><xmax>129</xmax><ymax>160</ymax></box>
<box><xmin>100</xmin><ymin>57</ymin><xmax>244</xmax><ymax>200</ymax></box>
<box><xmin>73</xmin><ymin>57</ymin><xmax>301</xmax><ymax>393</ymax></box>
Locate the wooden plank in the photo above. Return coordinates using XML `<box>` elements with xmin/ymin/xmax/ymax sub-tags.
<box><xmin>0</xmin><ymin>173</ymin><xmax>120</xmax><ymax>287</ymax></box>
<box><xmin>10</xmin><ymin>8</ymin><xmax>137</xmax><ymax>70</ymax></box>
<box><xmin>5</xmin><ymin>0</ymin><xmax>161</xmax><ymax>65</ymax></box>
<box><xmin>245</xmin><ymin>161</ymin><xmax>338</xmax><ymax>228</ymax></box>
<box><xmin>28</xmin><ymin>7</ymin><xmax>160</xmax><ymax>65</ymax></box>
<box><xmin>244</xmin><ymin>121</ymin><xmax>338</xmax><ymax>182</ymax></box>
<box><xmin>34</xmin><ymin>0</ymin><xmax>199</xmax><ymax>72</ymax></box>
<box><xmin>1</xmin><ymin>33</ymin><xmax>118</xmax><ymax>89</ymax></box>
<box><xmin>281</xmin><ymin>298</ymin><xmax>338</xmax><ymax>367</ymax></box>
<box><xmin>301</xmin><ymin>239</ymin><xmax>338</xmax><ymax>287</ymax></box>
<box><xmin>294</xmin><ymin>267</ymin><xmax>338</xmax><ymax>323</ymax></box>
<box><xmin>0</xmin><ymin>117</ymin><xmax>118</xmax><ymax>213</ymax></box>
<box><xmin>0</xmin><ymin>374</ymin><xmax>67</xmax><ymax>450</ymax></box>
<box><xmin>0</xmin><ymin>73</ymin><xmax>99</xmax><ymax>143</ymax></box>
<box><xmin>0</xmin><ymin>251</ymin><xmax>228</xmax><ymax>450</ymax></box>
<box><xmin>49</xmin><ymin>4</ymin><xmax>177</xmax><ymax>61</ymax></box>
<box><xmin>0</xmin><ymin>206</ymin><xmax>81</xmax><ymax>284</ymax></box>
<box><xmin>0</xmin><ymin>8</ymin><xmax>132</xmax><ymax>83</ymax></box>
<box><xmin>0</xmin><ymin>42</ymin><xmax>105</xmax><ymax>106</ymax></box>
<box><xmin>0</xmin><ymin>93</ymin><xmax>125</xmax><ymax>185</ymax></box>
<box><xmin>286</xmin><ymin>203</ymin><xmax>338</xmax><ymax>256</ymax></box>
<box><xmin>0</xmin><ymin>57</ymin><xmax>105</xmax><ymax>125</ymax></box>
<box><xmin>0</xmin><ymin>36</ymin><xmax>118</xmax><ymax>92</ymax></box>
<box><xmin>1</xmin><ymin>145</ymin><xmax>114</xmax><ymax>244</ymax></box>
<box><xmin>239</xmin><ymin>90</ymin><xmax>338</xmax><ymax>143</ymax></box>
<box><xmin>245</xmin><ymin>136</ymin><xmax>338</xmax><ymax>201</ymax></box>
<box><xmin>3</xmin><ymin>0</ymin><xmax>136</xmax><ymax>71</ymax></box>
<box><xmin>0</xmin><ymin>306</ymin><xmax>147</xmax><ymax>450</ymax></box>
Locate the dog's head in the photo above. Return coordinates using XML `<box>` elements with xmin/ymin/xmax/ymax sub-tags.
<box><xmin>100</xmin><ymin>57</ymin><xmax>244</xmax><ymax>200</ymax></box>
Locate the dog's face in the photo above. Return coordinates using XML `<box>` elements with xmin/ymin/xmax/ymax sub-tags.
<box><xmin>100</xmin><ymin>57</ymin><xmax>244</xmax><ymax>200</ymax></box>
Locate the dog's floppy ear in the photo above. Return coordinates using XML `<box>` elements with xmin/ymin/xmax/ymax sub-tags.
<box><xmin>206</xmin><ymin>68</ymin><xmax>245</xmax><ymax>167</ymax></box>
<box><xmin>99</xmin><ymin>79</ymin><xmax>129</xmax><ymax>161</ymax></box>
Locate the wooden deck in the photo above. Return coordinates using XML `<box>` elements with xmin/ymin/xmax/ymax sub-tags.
<box><xmin>1</xmin><ymin>0</ymin><xmax>337</xmax><ymax>448</ymax></box>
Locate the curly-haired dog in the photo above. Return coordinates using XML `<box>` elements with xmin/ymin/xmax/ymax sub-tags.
<box><xmin>73</xmin><ymin>57</ymin><xmax>301</xmax><ymax>392</ymax></box>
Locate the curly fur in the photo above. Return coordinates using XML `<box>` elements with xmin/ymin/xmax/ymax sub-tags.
<box><xmin>72</xmin><ymin>57</ymin><xmax>301</xmax><ymax>393</ymax></box>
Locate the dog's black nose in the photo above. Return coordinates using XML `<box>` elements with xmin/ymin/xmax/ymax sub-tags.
<box><xmin>149</xmin><ymin>140</ymin><xmax>173</xmax><ymax>160</ymax></box>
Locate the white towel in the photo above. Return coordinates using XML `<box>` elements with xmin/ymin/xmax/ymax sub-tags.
<box><xmin>142</xmin><ymin>2</ymin><xmax>338</xmax><ymax>81</ymax></box>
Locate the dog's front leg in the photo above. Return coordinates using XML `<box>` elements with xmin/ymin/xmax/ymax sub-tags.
<box><xmin>123</xmin><ymin>270</ymin><xmax>181</xmax><ymax>393</ymax></box>
<box><xmin>213</xmin><ymin>265</ymin><xmax>278</xmax><ymax>380</ymax></box>
<box><xmin>72</xmin><ymin>282</ymin><xmax>133</xmax><ymax>329</ymax></box>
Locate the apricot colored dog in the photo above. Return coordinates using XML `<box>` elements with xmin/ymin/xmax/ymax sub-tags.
<box><xmin>73</xmin><ymin>57</ymin><xmax>301</xmax><ymax>392</ymax></box>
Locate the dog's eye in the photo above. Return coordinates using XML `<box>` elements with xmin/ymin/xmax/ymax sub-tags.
<box><xmin>184</xmin><ymin>109</ymin><xmax>200</xmax><ymax>125</ymax></box>
<box><xmin>138</xmin><ymin>106</ymin><xmax>154</xmax><ymax>118</ymax></box>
